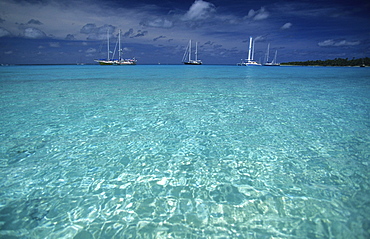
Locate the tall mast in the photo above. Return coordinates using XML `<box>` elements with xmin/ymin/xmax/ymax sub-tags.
<box><xmin>195</xmin><ymin>42</ymin><xmax>198</xmax><ymax>61</ymax></box>
<box><xmin>248</xmin><ymin>36</ymin><xmax>252</xmax><ymax>62</ymax></box>
<box><xmin>118</xmin><ymin>29</ymin><xmax>121</xmax><ymax>61</ymax></box>
<box><xmin>189</xmin><ymin>40</ymin><xmax>192</xmax><ymax>62</ymax></box>
<box><xmin>251</xmin><ymin>38</ymin><xmax>255</xmax><ymax>61</ymax></box>
<box><xmin>107</xmin><ymin>29</ymin><xmax>110</xmax><ymax>60</ymax></box>
<box><xmin>266</xmin><ymin>43</ymin><xmax>270</xmax><ymax>63</ymax></box>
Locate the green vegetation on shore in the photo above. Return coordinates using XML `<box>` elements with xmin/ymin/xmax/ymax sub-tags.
<box><xmin>281</xmin><ymin>57</ymin><xmax>369</xmax><ymax>66</ymax></box>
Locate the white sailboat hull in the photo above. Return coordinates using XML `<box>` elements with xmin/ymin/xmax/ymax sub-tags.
<box><xmin>262</xmin><ymin>62</ymin><xmax>280</xmax><ymax>66</ymax></box>
<box><xmin>238</xmin><ymin>60</ymin><xmax>261</xmax><ymax>66</ymax></box>
<box><xmin>183</xmin><ymin>60</ymin><xmax>202</xmax><ymax>65</ymax></box>
<box><xmin>95</xmin><ymin>59</ymin><xmax>137</xmax><ymax>65</ymax></box>
<box><xmin>245</xmin><ymin>61</ymin><xmax>261</xmax><ymax>66</ymax></box>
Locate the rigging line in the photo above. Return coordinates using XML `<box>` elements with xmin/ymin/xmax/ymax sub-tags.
<box><xmin>182</xmin><ymin>43</ymin><xmax>189</xmax><ymax>62</ymax></box>
<box><xmin>112</xmin><ymin>35</ymin><xmax>119</xmax><ymax>60</ymax></box>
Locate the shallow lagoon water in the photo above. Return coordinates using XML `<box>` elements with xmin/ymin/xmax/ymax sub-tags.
<box><xmin>0</xmin><ymin>65</ymin><xmax>369</xmax><ymax>238</ymax></box>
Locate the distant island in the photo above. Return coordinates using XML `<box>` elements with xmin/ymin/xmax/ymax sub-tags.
<box><xmin>281</xmin><ymin>57</ymin><xmax>369</xmax><ymax>67</ymax></box>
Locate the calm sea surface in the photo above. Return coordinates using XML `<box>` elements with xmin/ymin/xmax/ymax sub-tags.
<box><xmin>0</xmin><ymin>65</ymin><xmax>369</xmax><ymax>238</ymax></box>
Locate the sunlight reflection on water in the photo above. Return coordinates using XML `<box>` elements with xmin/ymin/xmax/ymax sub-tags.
<box><xmin>0</xmin><ymin>65</ymin><xmax>369</xmax><ymax>238</ymax></box>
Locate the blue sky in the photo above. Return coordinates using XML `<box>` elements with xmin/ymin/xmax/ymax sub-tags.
<box><xmin>0</xmin><ymin>0</ymin><xmax>369</xmax><ymax>64</ymax></box>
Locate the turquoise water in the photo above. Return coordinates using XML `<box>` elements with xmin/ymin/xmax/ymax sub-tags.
<box><xmin>0</xmin><ymin>65</ymin><xmax>369</xmax><ymax>238</ymax></box>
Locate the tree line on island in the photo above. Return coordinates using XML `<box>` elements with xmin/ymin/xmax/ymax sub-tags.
<box><xmin>281</xmin><ymin>57</ymin><xmax>369</xmax><ymax>67</ymax></box>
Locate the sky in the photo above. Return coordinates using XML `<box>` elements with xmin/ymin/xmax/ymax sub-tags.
<box><xmin>0</xmin><ymin>0</ymin><xmax>369</xmax><ymax>64</ymax></box>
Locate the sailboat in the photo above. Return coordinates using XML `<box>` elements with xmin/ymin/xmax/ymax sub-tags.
<box><xmin>182</xmin><ymin>40</ymin><xmax>202</xmax><ymax>65</ymax></box>
<box><xmin>238</xmin><ymin>36</ymin><xmax>261</xmax><ymax>66</ymax></box>
<box><xmin>95</xmin><ymin>29</ymin><xmax>137</xmax><ymax>65</ymax></box>
<box><xmin>262</xmin><ymin>43</ymin><xmax>280</xmax><ymax>66</ymax></box>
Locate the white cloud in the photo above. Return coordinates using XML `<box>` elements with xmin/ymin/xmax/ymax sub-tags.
<box><xmin>281</xmin><ymin>22</ymin><xmax>292</xmax><ymax>30</ymax></box>
<box><xmin>246</xmin><ymin>7</ymin><xmax>269</xmax><ymax>20</ymax></box>
<box><xmin>23</xmin><ymin>27</ymin><xmax>47</xmax><ymax>39</ymax></box>
<box><xmin>247</xmin><ymin>9</ymin><xmax>256</xmax><ymax>18</ymax></box>
<box><xmin>80</xmin><ymin>24</ymin><xmax>115</xmax><ymax>40</ymax></box>
<box><xmin>318</xmin><ymin>40</ymin><xmax>333</xmax><ymax>46</ymax></box>
<box><xmin>0</xmin><ymin>0</ymin><xmax>141</xmax><ymax>40</ymax></box>
<box><xmin>336</xmin><ymin>40</ymin><xmax>360</xmax><ymax>46</ymax></box>
<box><xmin>318</xmin><ymin>39</ymin><xmax>360</xmax><ymax>47</ymax></box>
<box><xmin>141</xmin><ymin>18</ymin><xmax>173</xmax><ymax>28</ymax></box>
<box><xmin>80</xmin><ymin>24</ymin><xmax>97</xmax><ymax>34</ymax></box>
<box><xmin>182</xmin><ymin>0</ymin><xmax>216</xmax><ymax>21</ymax></box>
